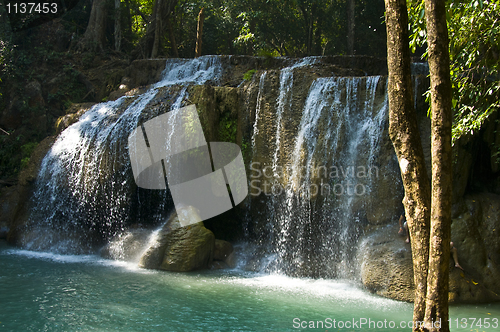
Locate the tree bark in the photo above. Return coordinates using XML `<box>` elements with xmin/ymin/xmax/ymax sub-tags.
<box><xmin>195</xmin><ymin>7</ymin><xmax>205</xmax><ymax>58</ymax></box>
<box><xmin>122</xmin><ymin>0</ymin><xmax>133</xmax><ymax>50</ymax></box>
<box><xmin>151</xmin><ymin>0</ymin><xmax>162</xmax><ymax>58</ymax></box>
<box><xmin>424</xmin><ymin>0</ymin><xmax>453</xmax><ymax>330</ymax></box>
<box><xmin>79</xmin><ymin>0</ymin><xmax>108</xmax><ymax>52</ymax></box>
<box><xmin>130</xmin><ymin>0</ymin><xmax>176</xmax><ymax>58</ymax></box>
<box><xmin>384</xmin><ymin>0</ymin><xmax>431</xmax><ymax>329</ymax></box>
<box><xmin>166</xmin><ymin>16</ymin><xmax>179</xmax><ymax>57</ymax></box>
<box><xmin>347</xmin><ymin>0</ymin><xmax>355</xmax><ymax>55</ymax></box>
<box><xmin>114</xmin><ymin>0</ymin><xmax>122</xmax><ymax>52</ymax></box>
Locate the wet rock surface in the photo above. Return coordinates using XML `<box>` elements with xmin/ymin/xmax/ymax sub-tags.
<box><xmin>358</xmin><ymin>224</ymin><xmax>415</xmax><ymax>302</ymax></box>
<box><xmin>139</xmin><ymin>208</ymin><xmax>215</xmax><ymax>272</ymax></box>
<box><xmin>359</xmin><ymin>193</ymin><xmax>500</xmax><ymax>303</ymax></box>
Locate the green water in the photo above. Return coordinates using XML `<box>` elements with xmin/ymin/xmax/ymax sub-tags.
<box><xmin>1</xmin><ymin>242</ymin><xmax>499</xmax><ymax>332</ymax></box>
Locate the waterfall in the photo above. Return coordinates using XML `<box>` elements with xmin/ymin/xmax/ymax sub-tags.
<box><xmin>251</xmin><ymin>74</ymin><xmax>389</xmax><ymax>278</ymax></box>
<box><xmin>22</xmin><ymin>55</ymin><xmax>405</xmax><ymax>280</ymax></box>
<box><xmin>272</xmin><ymin>58</ymin><xmax>318</xmax><ymax>174</ymax></box>
<box><xmin>23</xmin><ymin>56</ymin><xmax>223</xmax><ymax>253</ymax></box>
<box><xmin>251</xmin><ymin>71</ymin><xmax>267</xmax><ymax>151</ymax></box>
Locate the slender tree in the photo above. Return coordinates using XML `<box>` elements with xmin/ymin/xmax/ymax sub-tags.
<box><xmin>166</xmin><ymin>16</ymin><xmax>179</xmax><ymax>57</ymax></box>
<box><xmin>384</xmin><ymin>0</ymin><xmax>431</xmax><ymax>329</ymax></box>
<box><xmin>115</xmin><ymin>0</ymin><xmax>122</xmax><ymax>51</ymax></box>
<box><xmin>195</xmin><ymin>7</ymin><xmax>205</xmax><ymax>58</ymax></box>
<box><xmin>423</xmin><ymin>0</ymin><xmax>453</xmax><ymax>330</ymax></box>
<box><xmin>151</xmin><ymin>0</ymin><xmax>163</xmax><ymax>58</ymax></box>
<box><xmin>347</xmin><ymin>0</ymin><xmax>355</xmax><ymax>54</ymax></box>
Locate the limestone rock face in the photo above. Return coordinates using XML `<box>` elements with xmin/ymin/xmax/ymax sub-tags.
<box><xmin>139</xmin><ymin>207</ymin><xmax>215</xmax><ymax>272</ymax></box>
<box><xmin>448</xmin><ymin>193</ymin><xmax>500</xmax><ymax>303</ymax></box>
<box><xmin>0</xmin><ymin>226</ymin><xmax>9</xmax><ymax>239</ymax></box>
<box><xmin>0</xmin><ymin>186</ymin><xmax>19</xmax><ymax>233</ymax></box>
<box><xmin>359</xmin><ymin>193</ymin><xmax>500</xmax><ymax>303</ymax></box>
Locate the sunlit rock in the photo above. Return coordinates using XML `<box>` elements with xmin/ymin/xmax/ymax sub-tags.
<box><xmin>139</xmin><ymin>207</ymin><xmax>215</xmax><ymax>272</ymax></box>
<box><xmin>358</xmin><ymin>225</ymin><xmax>414</xmax><ymax>302</ymax></box>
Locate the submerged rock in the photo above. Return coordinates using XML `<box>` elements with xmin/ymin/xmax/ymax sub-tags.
<box><xmin>139</xmin><ymin>207</ymin><xmax>215</xmax><ymax>272</ymax></box>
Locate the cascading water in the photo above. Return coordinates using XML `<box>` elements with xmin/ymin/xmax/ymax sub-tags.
<box><xmin>272</xmin><ymin>58</ymin><xmax>317</xmax><ymax>173</ymax></box>
<box><xmin>250</xmin><ymin>71</ymin><xmax>390</xmax><ymax>278</ymax></box>
<box><xmin>23</xmin><ymin>56</ymin><xmax>223</xmax><ymax>253</ymax></box>
<box><xmin>23</xmin><ymin>55</ymin><xmax>405</xmax><ymax>282</ymax></box>
<box><xmin>251</xmin><ymin>71</ymin><xmax>267</xmax><ymax>151</ymax></box>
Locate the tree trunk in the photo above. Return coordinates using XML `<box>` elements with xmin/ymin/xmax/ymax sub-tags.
<box><xmin>298</xmin><ymin>4</ymin><xmax>313</xmax><ymax>56</ymax></box>
<box><xmin>79</xmin><ymin>0</ymin><xmax>108</xmax><ymax>52</ymax></box>
<box><xmin>347</xmin><ymin>0</ymin><xmax>355</xmax><ymax>55</ymax></box>
<box><xmin>166</xmin><ymin>16</ymin><xmax>179</xmax><ymax>57</ymax></box>
<box><xmin>314</xmin><ymin>19</ymin><xmax>322</xmax><ymax>55</ymax></box>
<box><xmin>195</xmin><ymin>7</ymin><xmax>205</xmax><ymax>58</ymax></box>
<box><xmin>384</xmin><ymin>0</ymin><xmax>431</xmax><ymax>329</ymax></box>
<box><xmin>424</xmin><ymin>0</ymin><xmax>453</xmax><ymax>330</ymax></box>
<box><xmin>122</xmin><ymin>0</ymin><xmax>133</xmax><ymax>50</ymax></box>
<box><xmin>114</xmin><ymin>0</ymin><xmax>122</xmax><ymax>52</ymax></box>
<box><xmin>151</xmin><ymin>0</ymin><xmax>162</xmax><ymax>58</ymax></box>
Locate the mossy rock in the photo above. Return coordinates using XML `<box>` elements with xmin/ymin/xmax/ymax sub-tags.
<box><xmin>139</xmin><ymin>207</ymin><xmax>215</xmax><ymax>272</ymax></box>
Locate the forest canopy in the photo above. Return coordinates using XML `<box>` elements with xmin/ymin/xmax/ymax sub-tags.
<box><xmin>408</xmin><ymin>0</ymin><xmax>500</xmax><ymax>143</ymax></box>
<box><xmin>1</xmin><ymin>0</ymin><xmax>388</xmax><ymax>57</ymax></box>
<box><xmin>0</xmin><ymin>0</ymin><xmax>499</xmax><ymax>177</ymax></box>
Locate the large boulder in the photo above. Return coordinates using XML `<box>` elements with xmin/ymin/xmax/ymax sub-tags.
<box><xmin>139</xmin><ymin>207</ymin><xmax>215</xmax><ymax>272</ymax></box>
<box><xmin>358</xmin><ymin>225</ymin><xmax>415</xmax><ymax>302</ymax></box>
<box><xmin>211</xmin><ymin>239</ymin><xmax>236</xmax><ymax>269</ymax></box>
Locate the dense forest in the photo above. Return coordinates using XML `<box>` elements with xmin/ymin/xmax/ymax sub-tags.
<box><xmin>0</xmin><ymin>0</ymin><xmax>498</xmax><ymax>182</ymax></box>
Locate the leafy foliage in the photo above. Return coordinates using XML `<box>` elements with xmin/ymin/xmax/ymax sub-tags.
<box><xmin>218</xmin><ymin>114</ymin><xmax>237</xmax><ymax>143</ymax></box>
<box><xmin>243</xmin><ymin>69</ymin><xmax>256</xmax><ymax>81</ymax></box>
<box><xmin>108</xmin><ymin>0</ymin><xmax>387</xmax><ymax>57</ymax></box>
<box><xmin>0</xmin><ymin>0</ymin><xmax>388</xmax><ymax>178</ymax></box>
<box><xmin>20</xmin><ymin>142</ymin><xmax>39</xmax><ymax>169</ymax></box>
<box><xmin>408</xmin><ymin>0</ymin><xmax>500</xmax><ymax>143</ymax></box>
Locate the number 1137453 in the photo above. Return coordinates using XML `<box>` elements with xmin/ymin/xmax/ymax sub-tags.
<box><xmin>5</xmin><ymin>2</ymin><xmax>58</xmax><ymax>14</ymax></box>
